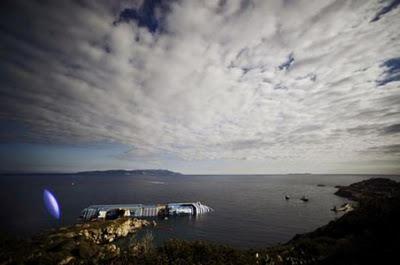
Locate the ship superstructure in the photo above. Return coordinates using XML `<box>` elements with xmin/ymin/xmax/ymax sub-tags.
<box><xmin>80</xmin><ymin>201</ymin><xmax>212</xmax><ymax>221</ymax></box>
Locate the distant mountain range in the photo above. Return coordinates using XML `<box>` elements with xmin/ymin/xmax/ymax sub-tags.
<box><xmin>75</xmin><ymin>169</ymin><xmax>182</xmax><ymax>176</ymax></box>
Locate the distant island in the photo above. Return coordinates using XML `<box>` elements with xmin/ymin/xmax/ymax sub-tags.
<box><xmin>76</xmin><ymin>169</ymin><xmax>182</xmax><ymax>176</ymax></box>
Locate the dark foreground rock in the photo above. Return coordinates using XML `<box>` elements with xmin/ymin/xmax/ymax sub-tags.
<box><xmin>1</xmin><ymin>178</ymin><xmax>400</xmax><ymax>265</ymax></box>
<box><xmin>0</xmin><ymin>218</ymin><xmax>155</xmax><ymax>265</ymax></box>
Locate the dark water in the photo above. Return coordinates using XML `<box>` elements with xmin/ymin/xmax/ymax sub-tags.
<box><xmin>0</xmin><ymin>174</ymin><xmax>398</xmax><ymax>248</ymax></box>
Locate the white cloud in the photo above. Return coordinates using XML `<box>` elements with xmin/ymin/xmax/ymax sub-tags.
<box><xmin>1</xmin><ymin>0</ymin><xmax>400</xmax><ymax>173</ymax></box>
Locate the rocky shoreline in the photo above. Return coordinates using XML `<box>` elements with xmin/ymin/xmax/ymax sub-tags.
<box><xmin>1</xmin><ymin>218</ymin><xmax>155</xmax><ymax>264</ymax></box>
<box><xmin>1</xmin><ymin>177</ymin><xmax>399</xmax><ymax>265</ymax></box>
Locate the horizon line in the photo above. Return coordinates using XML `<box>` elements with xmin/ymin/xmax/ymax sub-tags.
<box><xmin>1</xmin><ymin>169</ymin><xmax>399</xmax><ymax>176</ymax></box>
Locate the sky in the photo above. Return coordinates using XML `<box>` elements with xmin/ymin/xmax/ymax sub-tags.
<box><xmin>0</xmin><ymin>0</ymin><xmax>399</xmax><ymax>174</ymax></box>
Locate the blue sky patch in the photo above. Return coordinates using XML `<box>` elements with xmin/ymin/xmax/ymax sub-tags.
<box><xmin>279</xmin><ymin>53</ymin><xmax>295</xmax><ymax>71</ymax></box>
<box><xmin>377</xmin><ymin>57</ymin><xmax>400</xmax><ymax>86</ymax></box>
<box><xmin>371</xmin><ymin>0</ymin><xmax>400</xmax><ymax>22</ymax></box>
<box><xmin>116</xmin><ymin>0</ymin><xmax>169</xmax><ymax>33</ymax></box>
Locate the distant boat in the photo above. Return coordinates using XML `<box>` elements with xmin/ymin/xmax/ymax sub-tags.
<box><xmin>300</xmin><ymin>195</ymin><xmax>309</xmax><ymax>202</ymax></box>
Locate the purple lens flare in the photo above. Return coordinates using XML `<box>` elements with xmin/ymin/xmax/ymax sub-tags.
<box><xmin>43</xmin><ymin>189</ymin><xmax>61</xmax><ymax>219</ymax></box>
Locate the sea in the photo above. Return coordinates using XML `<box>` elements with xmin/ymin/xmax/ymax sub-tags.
<box><xmin>0</xmin><ymin>174</ymin><xmax>398</xmax><ymax>248</ymax></box>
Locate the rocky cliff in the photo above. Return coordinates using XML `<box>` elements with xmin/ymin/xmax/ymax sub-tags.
<box><xmin>1</xmin><ymin>218</ymin><xmax>155</xmax><ymax>265</ymax></box>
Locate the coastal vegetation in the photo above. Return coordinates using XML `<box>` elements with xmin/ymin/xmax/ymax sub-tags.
<box><xmin>1</xmin><ymin>178</ymin><xmax>399</xmax><ymax>264</ymax></box>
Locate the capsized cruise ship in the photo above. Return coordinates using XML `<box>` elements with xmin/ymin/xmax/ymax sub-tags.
<box><xmin>80</xmin><ymin>201</ymin><xmax>213</xmax><ymax>221</ymax></box>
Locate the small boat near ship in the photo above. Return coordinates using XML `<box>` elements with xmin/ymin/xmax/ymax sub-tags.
<box><xmin>80</xmin><ymin>201</ymin><xmax>213</xmax><ymax>221</ymax></box>
<box><xmin>300</xmin><ymin>195</ymin><xmax>309</xmax><ymax>202</ymax></box>
<box><xmin>331</xmin><ymin>203</ymin><xmax>353</xmax><ymax>213</ymax></box>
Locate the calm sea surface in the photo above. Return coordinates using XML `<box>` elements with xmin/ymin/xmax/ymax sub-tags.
<box><xmin>0</xmin><ymin>174</ymin><xmax>398</xmax><ymax>248</ymax></box>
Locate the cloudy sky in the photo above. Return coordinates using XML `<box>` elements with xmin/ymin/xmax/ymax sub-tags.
<box><xmin>0</xmin><ymin>0</ymin><xmax>399</xmax><ymax>174</ymax></box>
